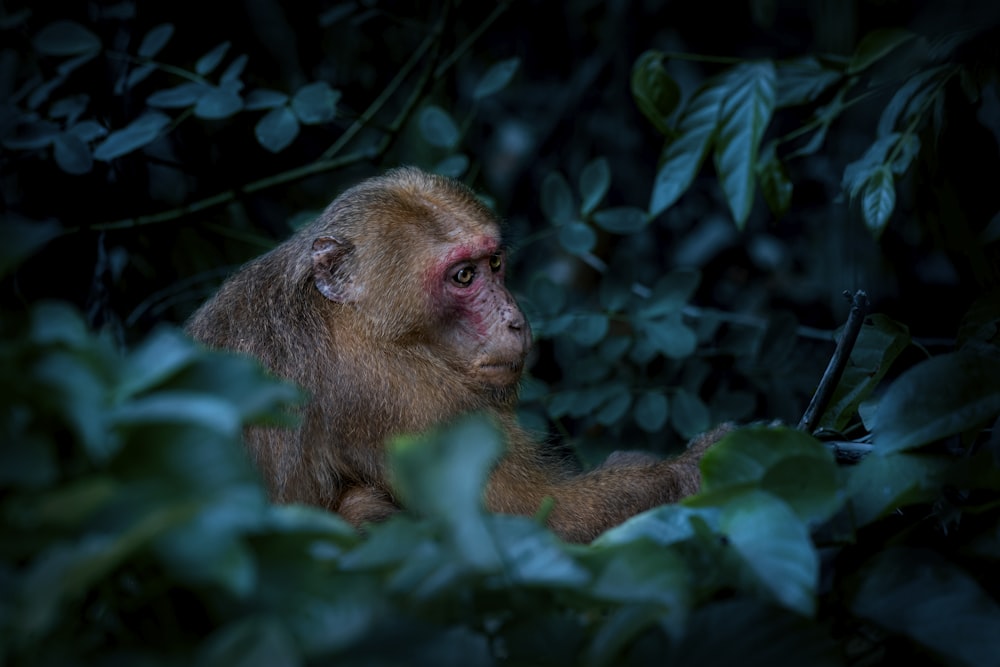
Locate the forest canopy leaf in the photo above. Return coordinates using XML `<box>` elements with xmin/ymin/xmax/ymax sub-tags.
<box><xmin>33</xmin><ymin>21</ymin><xmax>101</xmax><ymax>56</ymax></box>
<box><xmin>291</xmin><ymin>82</ymin><xmax>340</xmax><ymax>125</ymax></box>
<box><xmin>255</xmin><ymin>107</ymin><xmax>299</xmax><ymax>153</ymax></box>
<box><xmin>93</xmin><ymin>112</ymin><xmax>170</xmax><ymax>161</ymax></box>
<box><xmin>138</xmin><ymin>23</ymin><xmax>174</xmax><ymax>58</ymax></box>
<box><xmin>579</xmin><ymin>157</ymin><xmax>610</xmax><ymax>216</ymax></box>
<box><xmin>847</xmin><ymin>28</ymin><xmax>916</xmax><ymax>74</ymax></box>
<box><xmin>631</xmin><ymin>50</ymin><xmax>681</xmax><ymax>136</ymax></box>
<box><xmin>473</xmin><ymin>58</ymin><xmax>520</xmax><ymax>99</ymax></box>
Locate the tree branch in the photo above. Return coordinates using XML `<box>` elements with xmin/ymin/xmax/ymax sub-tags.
<box><xmin>798</xmin><ymin>289</ymin><xmax>870</xmax><ymax>433</ymax></box>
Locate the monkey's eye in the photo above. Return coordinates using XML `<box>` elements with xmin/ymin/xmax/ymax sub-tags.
<box><xmin>453</xmin><ymin>266</ymin><xmax>475</xmax><ymax>286</ymax></box>
<box><xmin>488</xmin><ymin>253</ymin><xmax>503</xmax><ymax>272</ymax></box>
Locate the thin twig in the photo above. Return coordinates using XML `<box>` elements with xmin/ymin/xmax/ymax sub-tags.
<box><xmin>798</xmin><ymin>289</ymin><xmax>870</xmax><ymax>433</ymax></box>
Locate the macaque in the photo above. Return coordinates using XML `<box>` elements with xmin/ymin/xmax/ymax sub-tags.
<box><xmin>186</xmin><ymin>167</ymin><xmax>728</xmax><ymax>543</ymax></box>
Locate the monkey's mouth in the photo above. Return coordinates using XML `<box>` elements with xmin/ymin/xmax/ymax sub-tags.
<box><xmin>475</xmin><ymin>359</ymin><xmax>524</xmax><ymax>385</ymax></box>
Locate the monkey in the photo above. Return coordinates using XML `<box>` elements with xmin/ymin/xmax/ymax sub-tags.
<box><xmin>186</xmin><ymin>166</ymin><xmax>730</xmax><ymax>543</ymax></box>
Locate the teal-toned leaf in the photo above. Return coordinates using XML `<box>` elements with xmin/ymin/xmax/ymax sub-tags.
<box><xmin>110</xmin><ymin>391</ymin><xmax>242</xmax><ymax>437</ymax></box>
<box><xmin>116</xmin><ymin>328</ymin><xmax>200</xmax><ymax>399</ymax></box>
<box><xmin>473</xmin><ymin>57</ymin><xmax>520</xmax><ymax>99</ymax></box>
<box><xmin>876</xmin><ymin>65</ymin><xmax>952</xmax><ymax>138</ymax></box>
<box><xmin>720</xmin><ymin>490</ymin><xmax>818</xmax><ymax>615</ymax></box>
<box><xmin>756</xmin><ymin>140</ymin><xmax>793</xmax><ymax>218</ymax></box>
<box><xmin>634</xmin><ymin>391</ymin><xmax>669</xmax><ymax>432</ymax></box>
<box><xmin>819</xmin><ymin>314</ymin><xmax>911</xmax><ymax>431</ymax></box>
<box><xmin>593</xmin><ymin>207</ymin><xmax>648</xmax><ymax>234</ymax></box>
<box><xmin>775</xmin><ymin>56</ymin><xmax>842</xmax><ymax>108</ymax></box>
<box><xmin>433</xmin><ymin>154</ymin><xmax>469</xmax><ymax>178</ymax></box>
<box><xmin>147</xmin><ymin>82</ymin><xmax>209</xmax><ymax>108</ymax></box>
<box><xmin>0</xmin><ymin>217</ymin><xmax>60</xmax><ymax>278</ymax></box>
<box><xmin>93</xmin><ymin>111</ymin><xmax>170</xmax><ymax>161</ymax></box>
<box><xmin>196</xmin><ymin>616</ymin><xmax>299</xmax><ymax>667</ymax></box>
<box><xmin>853</xmin><ymin>547</ymin><xmax>1000</xmax><ymax>667</ymax></box>
<box><xmin>245</xmin><ymin>89</ymin><xmax>289</xmax><ymax>110</ymax></box>
<box><xmin>541</xmin><ymin>171</ymin><xmax>575</xmax><ymax>225</ymax></box>
<box><xmin>695</xmin><ymin>426</ymin><xmax>841</xmax><ymax>524</ymax></box>
<box><xmin>846</xmin><ymin>451</ymin><xmax>945</xmax><ymax>526</ymax></box>
<box><xmin>586</xmin><ymin>540</ymin><xmax>691</xmax><ymax>611</ymax></box>
<box><xmin>649</xmin><ymin>78</ymin><xmax>727</xmax><ymax>217</ymax></box>
<box><xmin>68</xmin><ymin>120</ymin><xmax>107</xmax><ymax>142</ymax></box>
<box><xmin>418</xmin><ymin>105</ymin><xmax>459</xmax><ymax>148</ymax></box>
<box><xmin>221</xmin><ymin>54</ymin><xmax>248</xmax><ymax>85</ymax></box>
<box><xmin>194</xmin><ymin>86</ymin><xmax>243</xmax><ymax>120</ymax></box>
<box><xmin>631</xmin><ymin>50</ymin><xmax>681</xmax><ymax>136</ymax></box>
<box><xmin>557</xmin><ymin>221</ymin><xmax>597</xmax><ymax>256</ymax></box>
<box><xmin>2</xmin><ymin>119</ymin><xmax>59</xmax><ymax>150</ymax></box>
<box><xmin>255</xmin><ymin>106</ymin><xmax>299</xmax><ymax>153</ymax></box>
<box><xmin>53</xmin><ymin>133</ymin><xmax>92</xmax><ymax>174</ymax></box>
<box><xmin>842</xmin><ymin>133</ymin><xmax>898</xmax><ymax>198</ymax></box>
<box><xmin>291</xmin><ymin>81</ymin><xmax>340</xmax><ymax>125</ymax></box>
<box><xmin>196</xmin><ymin>41</ymin><xmax>231</xmax><ymax>76</ymax></box>
<box><xmin>641</xmin><ymin>269</ymin><xmax>700</xmax><ymax>317</ymax></box>
<box><xmin>889</xmin><ymin>133</ymin><xmax>920</xmax><ymax>175</ymax></box>
<box><xmin>33</xmin><ymin>21</ymin><xmax>100</xmax><ymax>56</ymax></box>
<box><xmin>123</xmin><ymin>63</ymin><xmax>156</xmax><ymax>90</ymax></box>
<box><xmin>488</xmin><ymin>514</ymin><xmax>590</xmax><ymax>587</ymax></box>
<box><xmin>527</xmin><ymin>274</ymin><xmax>567</xmax><ymax>317</ymax></box>
<box><xmin>847</xmin><ymin>28</ymin><xmax>916</xmax><ymax>75</ymax></box>
<box><xmin>570</xmin><ymin>313</ymin><xmax>609</xmax><ymax>346</ymax></box>
<box><xmin>49</xmin><ymin>94</ymin><xmax>88</xmax><ymax>121</ymax></box>
<box><xmin>872</xmin><ymin>351</ymin><xmax>1000</xmax><ymax>454</ymax></box>
<box><xmin>642</xmin><ymin>314</ymin><xmax>697</xmax><ymax>360</ymax></box>
<box><xmin>713</xmin><ymin>61</ymin><xmax>777</xmax><ymax>228</ymax></box>
<box><xmin>579</xmin><ymin>157</ymin><xmax>610</xmax><ymax>216</ymax></box>
<box><xmin>138</xmin><ymin>23</ymin><xmax>173</xmax><ymax>58</ymax></box>
<box><xmin>596</xmin><ymin>390</ymin><xmax>632</xmax><ymax>426</ymax></box>
<box><xmin>670</xmin><ymin>388</ymin><xmax>710</xmax><ymax>438</ymax></box>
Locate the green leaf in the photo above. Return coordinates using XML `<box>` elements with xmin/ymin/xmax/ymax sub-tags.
<box><xmin>93</xmin><ymin>112</ymin><xmax>171</xmax><ymax>161</ymax></box>
<box><xmin>33</xmin><ymin>21</ymin><xmax>100</xmax><ymax>56</ymax></box>
<box><xmin>634</xmin><ymin>391</ymin><xmax>669</xmax><ymax>432</ymax></box>
<box><xmin>876</xmin><ymin>65</ymin><xmax>951</xmax><ymax>138</ymax></box>
<box><xmin>541</xmin><ymin>171</ymin><xmax>575</xmax><ymax>224</ymax></box>
<box><xmin>846</xmin><ymin>451</ymin><xmax>945</xmax><ymax>526</ymax></box>
<box><xmin>110</xmin><ymin>391</ymin><xmax>242</xmax><ymax>437</ymax></box>
<box><xmin>433</xmin><ymin>154</ymin><xmax>469</xmax><ymax>178</ymax></box>
<box><xmin>872</xmin><ymin>351</ymin><xmax>1000</xmax><ymax>454</ymax></box>
<box><xmin>719</xmin><ymin>490</ymin><xmax>818</xmax><ymax>615</ymax></box>
<box><xmin>194</xmin><ymin>86</ymin><xmax>243</xmax><ymax>120</ymax></box>
<box><xmin>593</xmin><ymin>207</ymin><xmax>648</xmax><ymax>234</ymax></box>
<box><xmin>196</xmin><ymin>41</ymin><xmax>231</xmax><ymax>76</ymax></box>
<box><xmin>0</xmin><ymin>218</ymin><xmax>61</xmax><ymax>277</ymax></box>
<box><xmin>842</xmin><ymin>133</ymin><xmax>898</xmax><ymax>198</ymax></box>
<box><xmin>418</xmin><ymin>105</ymin><xmax>459</xmax><ymax>148</ymax></box>
<box><xmin>756</xmin><ymin>140</ymin><xmax>792</xmax><ymax>218</ymax></box>
<box><xmin>388</xmin><ymin>416</ymin><xmax>504</xmax><ymax>570</ymax></box>
<box><xmin>138</xmin><ymin>23</ymin><xmax>174</xmax><ymax>58</ymax></box>
<box><xmin>596</xmin><ymin>390</ymin><xmax>632</xmax><ymax>426</ymax></box>
<box><xmin>3</xmin><ymin>120</ymin><xmax>59</xmax><ymax>150</ymax></box>
<box><xmin>861</xmin><ymin>166</ymin><xmax>895</xmax><ymax>238</ymax></box>
<box><xmin>527</xmin><ymin>274</ymin><xmax>567</xmax><ymax>317</ymax></box>
<box><xmin>713</xmin><ymin>61</ymin><xmax>777</xmax><ymax>228</ymax></box>
<box><xmin>255</xmin><ymin>106</ymin><xmax>299</xmax><ymax>153</ymax></box>
<box><xmin>557</xmin><ymin>221</ymin><xmax>597</xmax><ymax>256</ymax></box>
<box><xmin>819</xmin><ymin>314</ymin><xmax>910</xmax><ymax>431</ymax></box>
<box><xmin>570</xmin><ymin>313</ymin><xmax>609</xmax><ymax>346</ymax></box>
<box><xmin>579</xmin><ymin>157</ymin><xmax>610</xmax><ymax>216</ymax></box>
<box><xmin>221</xmin><ymin>54</ymin><xmax>248</xmax><ymax>85</ymax></box>
<box><xmin>53</xmin><ymin>133</ymin><xmax>92</xmax><ymax>174</ymax></box>
<box><xmin>774</xmin><ymin>56</ymin><xmax>842</xmax><ymax>107</ymax></box>
<box><xmin>473</xmin><ymin>57</ymin><xmax>520</xmax><ymax>99</ymax></box>
<box><xmin>147</xmin><ymin>82</ymin><xmax>209</xmax><ymax>108</ymax></box>
<box><xmin>641</xmin><ymin>313</ymin><xmax>697</xmax><ymax>360</ymax></box>
<box><xmin>641</xmin><ymin>269</ymin><xmax>701</xmax><ymax>317</ymax></box>
<box><xmin>196</xmin><ymin>616</ymin><xmax>299</xmax><ymax>667</ymax></box>
<box><xmin>68</xmin><ymin>120</ymin><xmax>107</xmax><ymax>142</ymax></box>
<box><xmin>631</xmin><ymin>50</ymin><xmax>681</xmax><ymax>136</ymax></box>
<box><xmin>847</xmin><ymin>28</ymin><xmax>916</xmax><ymax>74</ymax></box>
<box><xmin>695</xmin><ymin>426</ymin><xmax>841</xmax><ymax>524</ymax></box>
<box><xmin>586</xmin><ymin>540</ymin><xmax>691</xmax><ymax>611</ymax></box>
<box><xmin>852</xmin><ymin>547</ymin><xmax>1000</xmax><ymax>667</ymax></box>
<box><xmin>245</xmin><ymin>89</ymin><xmax>289</xmax><ymax>110</ymax></box>
<box><xmin>649</xmin><ymin>78</ymin><xmax>727</xmax><ymax>217</ymax></box>
<box><xmin>291</xmin><ymin>81</ymin><xmax>340</xmax><ymax>125</ymax></box>
<box><xmin>117</xmin><ymin>328</ymin><xmax>201</xmax><ymax>399</ymax></box>
<box><xmin>670</xmin><ymin>388</ymin><xmax>710</xmax><ymax>438</ymax></box>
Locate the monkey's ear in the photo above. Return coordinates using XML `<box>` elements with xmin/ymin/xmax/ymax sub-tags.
<box><xmin>312</xmin><ymin>236</ymin><xmax>355</xmax><ymax>303</ymax></box>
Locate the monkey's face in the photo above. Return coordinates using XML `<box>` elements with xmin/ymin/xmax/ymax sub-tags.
<box><xmin>428</xmin><ymin>234</ymin><xmax>531</xmax><ymax>391</ymax></box>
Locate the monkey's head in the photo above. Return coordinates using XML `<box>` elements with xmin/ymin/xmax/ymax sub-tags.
<box><xmin>307</xmin><ymin>167</ymin><xmax>532</xmax><ymax>396</ymax></box>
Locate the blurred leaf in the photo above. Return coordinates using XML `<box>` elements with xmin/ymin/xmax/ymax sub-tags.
<box><xmin>649</xmin><ymin>78</ymin><xmax>727</xmax><ymax>217</ymax></box>
<box><xmin>596</xmin><ymin>504</ymin><xmax>720</xmax><ymax>547</ymax></box>
<box><xmin>418</xmin><ymin>105</ymin><xmax>459</xmax><ymax>148</ymax></box>
<box><xmin>33</xmin><ymin>21</ymin><xmax>100</xmax><ymax>56</ymax></box>
<box><xmin>221</xmin><ymin>54</ymin><xmax>249</xmax><ymax>85</ymax></box>
<box><xmin>670</xmin><ymin>388</ymin><xmax>710</xmax><ymax>438</ymax></box>
<box><xmin>123</xmin><ymin>63</ymin><xmax>156</xmax><ymax>90</ymax></box>
<box><xmin>872</xmin><ymin>351</ymin><xmax>1000</xmax><ymax>453</ymax></box>
<box><xmin>196</xmin><ymin>615</ymin><xmax>299</xmax><ymax>667</ymax></box>
<box><xmin>116</xmin><ymin>327</ymin><xmax>200</xmax><ymax>399</ymax></box>
<box><xmin>719</xmin><ymin>490</ymin><xmax>818</xmax><ymax>615</ymax></box>
<box><xmin>852</xmin><ymin>547</ymin><xmax>1000</xmax><ymax>667</ymax></box>
<box><xmin>255</xmin><ymin>106</ymin><xmax>300</xmax><ymax>153</ymax></box>
<box><xmin>631</xmin><ymin>50</ymin><xmax>681</xmax><ymax>136</ymax></box>
<box><xmin>49</xmin><ymin>94</ymin><xmax>88</xmax><ymax>121</ymax></box>
<box><xmin>847</xmin><ymin>28</ymin><xmax>916</xmax><ymax>74</ymax></box>
<box><xmin>570</xmin><ymin>313</ymin><xmax>609</xmax><ymax>346</ymax></box>
<box><xmin>434</xmin><ymin>154</ymin><xmax>469</xmax><ymax>178</ymax></box>
<box><xmin>861</xmin><ymin>166</ymin><xmax>895</xmax><ymax>237</ymax></box>
<box><xmin>713</xmin><ymin>61</ymin><xmax>777</xmax><ymax>228</ymax></box>
<box><xmin>292</xmin><ymin>81</ymin><xmax>340</xmax><ymax>125</ymax></box>
<box><xmin>641</xmin><ymin>269</ymin><xmax>700</xmax><ymax>317</ymax></box>
<box><xmin>137</xmin><ymin>23</ymin><xmax>174</xmax><ymax>58</ymax></box>
<box><xmin>842</xmin><ymin>133</ymin><xmax>898</xmax><ymax>198</ymax></box>
<box><xmin>557</xmin><ymin>221</ymin><xmax>597</xmax><ymax>256</ymax></box>
<box><xmin>579</xmin><ymin>157</ymin><xmax>610</xmax><ymax>216</ymax></box>
<box><xmin>877</xmin><ymin>65</ymin><xmax>952</xmax><ymax>138</ymax></box>
<box><xmin>147</xmin><ymin>81</ymin><xmax>209</xmax><ymax>108</ymax></box>
<box><xmin>196</xmin><ymin>41</ymin><xmax>231</xmax><ymax>76</ymax></box>
<box><xmin>586</xmin><ymin>539</ymin><xmax>691</xmax><ymax>611</ymax></box>
<box><xmin>957</xmin><ymin>291</ymin><xmax>1000</xmax><ymax>352</ymax></box>
<box><xmin>68</xmin><ymin>120</ymin><xmax>107</xmax><ymax>142</ymax></box>
<box><xmin>695</xmin><ymin>426</ymin><xmax>841</xmax><ymax>525</ymax></box>
<box><xmin>93</xmin><ymin>111</ymin><xmax>171</xmax><ymax>161</ymax></box>
<box><xmin>596</xmin><ymin>390</ymin><xmax>632</xmax><ymax>426</ymax></box>
<box><xmin>246</xmin><ymin>89</ymin><xmax>289</xmax><ymax>110</ymax></box>
<box><xmin>528</xmin><ymin>274</ymin><xmax>567</xmax><ymax>317</ymax></box>
<box><xmin>53</xmin><ymin>132</ymin><xmax>92</xmax><ymax>174</ymax></box>
<box><xmin>819</xmin><ymin>314</ymin><xmax>910</xmax><ymax>431</ymax></box>
<box><xmin>194</xmin><ymin>86</ymin><xmax>244</xmax><ymax>120</ymax></box>
<box><xmin>775</xmin><ymin>56</ymin><xmax>842</xmax><ymax>107</ymax></box>
<box><xmin>634</xmin><ymin>391</ymin><xmax>669</xmax><ymax>432</ymax></box>
<box><xmin>846</xmin><ymin>451</ymin><xmax>945</xmax><ymax>526</ymax></box>
<box><xmin>2</xmin><ymin>119</ymin><xmax>59</xmax><ymax>150</ymax></box>
<box><xmin>388</xmin><ymin>416</ymin><xmax>504</xmax><ymax>570</ymax></box>
<box><xmin>487</xmin><ymin>514</ymin><xmax>590</xmax><ymax>587</ymax></box>
<box><xmin>593</xmin><ymin>207</ymin><xmax>648</xmax><ymax>234</ymax></box>
<box><xmin>541</xmin><ymin>171</ymin><xmax>575</xmax><ymax>224</ymax></box>
<box><xmin>473</xmin><ymin>57</ymin><xmax>520</xmax><ymax>99</ymax></box>
<box><xmin>641</xmin><ymin>314</ymin><xmax>697</xmax><ymax>360</ymax></box>
<box><xmin>110</xmin><ymin>391</ymin><xmax>242</xmax><ymax>437</ymax></box>
<box><xmin>0</xmin><ymin>218</ymin><xmax>62</xmax><ymax>278</ymax></box>
<box><xmin>756</xmin><ymin>140</ymin><xmax>793</xmax><ymax>218</ymax></box>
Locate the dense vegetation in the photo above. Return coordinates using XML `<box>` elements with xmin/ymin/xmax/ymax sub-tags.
<box><xmin>2</xmin><ymin>1</ymin><xmax>1000</xmax><ymax>664</ymax></box>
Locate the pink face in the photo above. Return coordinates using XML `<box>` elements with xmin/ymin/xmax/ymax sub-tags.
<box><xmin>428</xmin><ymin>234</ymin><xmax>532</xmax><ymax>388</ymax></box>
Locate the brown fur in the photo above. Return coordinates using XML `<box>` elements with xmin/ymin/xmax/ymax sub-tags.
<box><xmin>186</xmin><ymin>167</ymin><xmax>729</xmax><ymax>543</ymax></box>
